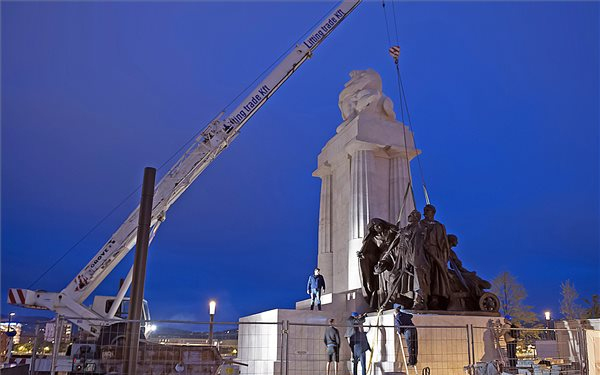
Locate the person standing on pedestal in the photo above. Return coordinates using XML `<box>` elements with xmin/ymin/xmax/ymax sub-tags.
<box><xmin>307</xmin><ymin>268</ymin><xmax>326</xmax><ymax>310</ymax></box>
<box><xmin>394</xmin><ymin>304</ymin><xmax>418</xmax><ymax>366</ymax></box>
<box><xmin>323</xmin><ymin>318</ymin><xmax>340</xmax><ymax>375</ymax></box>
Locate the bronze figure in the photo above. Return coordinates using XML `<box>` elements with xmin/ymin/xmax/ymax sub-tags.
<box><xmin>356</xmin><ymin>205</ymin><xmax>499</xmax><ymax>313</ymax></box>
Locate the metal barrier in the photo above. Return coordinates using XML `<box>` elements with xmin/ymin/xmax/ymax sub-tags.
<box><xmin>3</xmin><ymin>317</ymin><xmax>592</xmax><ymax>375</ymax></box>
<box><xmin>470</xmin><ymin>324</ymin><xmax>588</xmax><ymax>375</ymax></box>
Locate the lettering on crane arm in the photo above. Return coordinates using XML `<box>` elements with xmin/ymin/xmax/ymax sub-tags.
<box><xmin>303</xmin><ymin>8</ymin><xmax>346</xmax><ymax>50</ymax></box>
<box><xmin>74</xmin><ymin>239</ymin><xmax>116</xmax><ymax>291</ymax></box>
<box><xmin>225</xmin><ymin>84</ymin><xmax>271</xmax><ymax>129</ymax></box>
<box><xmin>221</xmin><ymin>7</ymin><xmax>345</xmax><ymax>132</ymax></box>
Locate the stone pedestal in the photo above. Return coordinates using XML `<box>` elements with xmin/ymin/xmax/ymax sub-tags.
<box><xmin>363</xmin><ymin>310</ymin><xmax>501</xmax><ymax>375</ymax></box>
<box><xmin>238</xmin><ymin>69</ymin><xmax>430</xmax><ymax>375</ymax></box>
<box><xmin>238</xmin><ymin>309</ymin><xmax>355</xmax><ymax>375</ymax></box>
<box><xmin>237</xmin><ymin>309</ymin><xmax>501</xmax><ymax>375</ymax></box>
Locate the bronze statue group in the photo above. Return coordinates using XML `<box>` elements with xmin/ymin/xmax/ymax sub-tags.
<box><xmin>306</xmin><ymin>204</ymin><xmax>501</xmax><ymax>375</ymax></box>
<box><xmin>358</xmin><ymin>204</ymin><xmax>498</xmax><ymax>312</ymax></box>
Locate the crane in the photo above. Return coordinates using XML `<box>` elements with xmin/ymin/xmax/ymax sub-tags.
<box><xmin>7</xmin><ymin>0</ymin><xmax>362</xmax><ymax>335</ymax></box>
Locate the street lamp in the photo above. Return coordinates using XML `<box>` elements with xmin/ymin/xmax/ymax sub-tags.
<box><xmin>6</xmin><ymin>312</ymin><xmax>16</xmax><ymax>361</ymax></box>
<box><xmin>7</xmin><ymin>312</ymin><xmax>16</xmax><ymax>333</ymax></box>
<box><xmin>544</xmin><ymin>311</ymin><xmax>551</xmax><ymax>332</ymax></box>
<box><xmin>544</xmin><ymin>311</ymin><xmax>554</xmax><ymax>340</ymax></box>
<box><xmin>146</xmin><ymin>324</ymin><xmax>157</xmax><ymax>337</ymax></box>
<box><xmin>208</xmin><ymin>300</ymin><xmax>216</xmax><ymax>346</ymax></box>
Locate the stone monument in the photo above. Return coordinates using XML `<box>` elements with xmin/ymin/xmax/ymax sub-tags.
<box><xmin>237</xmin><ymin>69</ymin><xmax>500</xmax><ymax>375</ymax></box>
<box><xmin>312</xmin><ymin>68</ymin><xmax>418</xmax><ymax>303</ymax></box>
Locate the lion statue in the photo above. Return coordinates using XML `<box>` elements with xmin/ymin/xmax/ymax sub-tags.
<box><xmin>338</xmin><ymin>69</ymin><xmax>396</xmax><ymax>122</ymax></box>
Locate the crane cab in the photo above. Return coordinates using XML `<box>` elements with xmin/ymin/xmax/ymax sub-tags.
<box><xmin>91</xmin><ymin>296</ymin><xmax>151</xmax><ymax>322</ymax></box>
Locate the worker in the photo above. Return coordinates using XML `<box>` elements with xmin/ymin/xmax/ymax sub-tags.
<box><xmin>306</xmin><ymin>268</ymin><xmax>326</xmax><ymax>310</ymax></box>
<box><xmin>349</xmin><ymin>327</ymin><xmax>370</xmax><ymax>375</ymax></box>
<box><xmin>344</xmin><ymin>312</ymin><xmax>368</xmax><ymax>375</ymax></box>
<box><xmin>394</xmin><ymin>303</ymin><xmax>418</xmax><ymax>366</ymax></box>
<box><xmin>345</xmin><ymin>312</ymin><xmax>366</xmax><ymax>343</ymax></box>
<box><xmin>323</xmin><ymin>318</ymin><xmax>340</xmax><ymax>375</ymax></box>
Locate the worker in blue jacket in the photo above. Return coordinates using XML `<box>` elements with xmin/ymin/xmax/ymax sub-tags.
<box><xmin>307</xmin><ymin>268</ymin><xmax>326</xmax><ymax>310</ymax></box>
<box><xmin>394</xmin><ymin>303</ymin><xmax>418</xmax><ymax>366</ymax></box>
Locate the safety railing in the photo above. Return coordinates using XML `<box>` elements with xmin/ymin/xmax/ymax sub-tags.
<box><xmin>470</xmin><ymin>324</ymin><xmax>587</xmax><ymax>375</ymax></box>
<box><xmin>1</xmin><ymin>316</ymin><xmax>592</xmax><ymax>375</ymax></box>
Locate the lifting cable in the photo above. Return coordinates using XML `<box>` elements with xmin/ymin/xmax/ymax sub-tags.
<box><xmin>27</xmin><ymin>3</ymin><xmax>343</xmax><ymax>289</ymax></box>
<box><xmin>382</xmin><ymin>0</ymin><xmax>415</xmax><ymax>211</ymax></box>
<box><xmin>382</xmin><ymin>0</ymin><xmax>431</xmax><ymax>208</ymax></box>
<box><xmin>366</xmin><ymin>308</ymin><xmax>384</xmax><ymax>375</ymax></box>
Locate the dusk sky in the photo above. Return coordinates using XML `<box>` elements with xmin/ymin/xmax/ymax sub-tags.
<box><xmin>2</xmin><ymin>1</ymin><xmax>598</xmax><ymax>324</ymax></box>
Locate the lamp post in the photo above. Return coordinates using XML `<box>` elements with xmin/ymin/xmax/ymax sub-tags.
<box><xmin>208</xmin><ymin>300</ymin><xmax>216</xmax><ymax>346</ymax></box>
<box><xmin>6</xmin><ymin>312</ymin><xmax>16</xmax><ymax>362</ymax></box>
<box><xmin>8</xmin><ymin>312</ymin><xmax>15</xmax><ymax>326</ymax></box>
<box><xmin>544</xmin><ymin>311</ymin><xmax>554</xmax><ymax>340</ymax></box>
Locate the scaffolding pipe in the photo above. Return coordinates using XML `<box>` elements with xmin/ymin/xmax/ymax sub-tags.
<box><xmin>124</xmin><ymin>167</ymin><xmax>156</xmax><ymax>375</ymax></box>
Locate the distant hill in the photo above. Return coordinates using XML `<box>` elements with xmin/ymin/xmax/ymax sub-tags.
<box><xmin>1</xmin><ymin>314</ymin><xmax>239</xmax><ymax>339</ymax></box>
<box><xmin>154</xmin><ymin>326</ymin><xmax>238</xmax><ymax>340</ymax></box>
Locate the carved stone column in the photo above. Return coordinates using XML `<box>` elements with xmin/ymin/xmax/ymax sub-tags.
<box><xmin>350</xmin><ymin>149</ymin><xmax>372</xmax><ymax>239</ymax></box>
<box><xmin>348</xmin><ymin>149</ymin><xmax>375</xmax><ymax>290</ymax></box>
<box><xmin>317</xmin><ymin>173</ymin><xmax>333</xmax><ymax>289</ymax></box>
<box><xmin>318</xmin><ymin>174</ymin><xmax>332</xmax><ymax>253</ymax></box>
<box><xmin>389</xmin><ymin>155</ymin><xmax>415</xmax><ymax>227</ymax></box>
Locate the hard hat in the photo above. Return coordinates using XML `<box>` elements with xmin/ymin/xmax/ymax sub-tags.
<box><xmin>351</xmin><ymin>312</ymin><xmax>359</xmax><ymax>317</ymax></box>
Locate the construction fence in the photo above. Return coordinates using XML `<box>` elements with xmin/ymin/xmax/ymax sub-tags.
<box><xmin>2</xmin><ymin>316</ymin><xmax>596</xmax><ymax>375</ymax></box>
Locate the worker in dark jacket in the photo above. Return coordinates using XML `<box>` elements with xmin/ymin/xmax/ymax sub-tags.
<box><xmin>307</xmin><ymin>268</ymin><xmax>326</xmax><ymax>310</ymax></box>
<box><xmin>394</xmin><ymin>304</ymin><xmax>418</xmax><ymax>366</ymax></box>
<box><xmin>349</xmin><ymin>327</ymin><xmax>370</xmax><ymax>375</ymax></box>
<box><xmin>345</xmin><ymin>312</ymin><xmax>366</xmax><ymax>341</ymax></box>
<box><xmin>323</xmin><ymin>318</ymin><xmax>341</xmax><ymax>375</ymax></box>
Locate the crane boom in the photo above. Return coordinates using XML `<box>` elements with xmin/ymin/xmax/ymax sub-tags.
<box><xmin>8</xmin><ymin>0</ymin><xmax>361</xmax><ymax>332</ymax></box>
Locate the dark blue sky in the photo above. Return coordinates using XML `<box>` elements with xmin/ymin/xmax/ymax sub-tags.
<box><xmin>2</xmin><ymin>1</ymin><xmax>598</xmax><ymax>323</ymax></box>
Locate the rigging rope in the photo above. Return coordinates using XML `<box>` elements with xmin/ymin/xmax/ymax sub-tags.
<box><xmin>383</xmin><ymin>1</ymin><xmax>416</xmax><ymax>212</ymax></box>
<box><xmin>395</xmin><ymin>65</ymin><xmax>430</xmax><ymax>205</ymax></box>
<box><xmin>381</xmin><ymin>0</ymin><xmax>431</xmax><ymax>208</ymax></box>
<box><xmin>366</xmin><ymin>308</ymin><xmax>384</xmax><ymax>375</ymax></box>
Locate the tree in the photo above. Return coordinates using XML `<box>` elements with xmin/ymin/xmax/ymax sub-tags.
<box><xmin>491</xmin><ymin>272</ymin><xmax>537</xmax><ymax>325</ymax></box>
<box><xmin>560</xmin><ymin>280</ymin><xmax>584</xmax><ymax>320</ymax></box>
<box><xmin>583</xmin><ymin>294</ymin><xmax>600</xmax><ymax>319</ymax></box>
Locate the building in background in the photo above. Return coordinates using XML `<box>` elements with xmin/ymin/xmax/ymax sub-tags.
<box><xmin>1</xmin><ymin>322</ymin><xmax>22</xmax><ymax>361</ymax></box>
<box><xmin>44</xmin><ymin>320</ymin><xmax>72</xmax><ymax>344</ymax></box>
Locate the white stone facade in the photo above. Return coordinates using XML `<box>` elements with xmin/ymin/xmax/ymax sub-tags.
<box><xmin>238</xmin><ymin>70</ymin><xmax>435</xmax><ymax>375</ymax></box>
<box><xmin>314</xmin><ymin>69</ymin><xmax>419</xmax><ymax>295</ymax></box>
